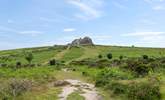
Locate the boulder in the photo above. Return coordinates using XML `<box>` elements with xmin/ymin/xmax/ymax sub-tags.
<box><xmin>70</xmin><ymin>36</ymin><xmax>94</xmax><ymax>46</ymax></box>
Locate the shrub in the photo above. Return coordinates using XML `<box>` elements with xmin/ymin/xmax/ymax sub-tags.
<box><xmin>131</xmin><ymin>45</ymin><xmax>135</xmax><ymax>48</ymax></box>
<box><xmin>127</xmin><ymin>81</ymin><xmax>161</xmax><ymax>100</ymax></box>
<box><xmin>9</xmin><ymin>79</ymin><xmax>32</xmax><ymax>97</ymax></box>
<box><xmin>134</xmin><ymin>64</ymin><xmax>150</xmax><ymax>76</ymax></box>
<box><xmin>72</xmin><ymin>69</ymin><xmax>76</xmax><ymax>71</ymax></box>
<box><xmin>37</xmin><ymin>64</ymin><xmax>42</xmax><ymax>66</ymax></box>
<box><xmin>105</xmin><ymin>78</ymin><xmax>161</xmax><ymax>100</ymax></box>
<box><xmin>98</xmin><ymin>54</ymin><xmax>103</xmax><ymax>59</ymax></box>
<box><xmin>106</xmin><ymin>81</ymin><xmax>128</xmax><ymax>94</ymax></box>
<box><xmin>16</xmin><ymin>62</ymin><xmax>21</xmax><ymax>68</ymax></box>
<box><xmin>107</xmin><ymin>53</ymin><xmax>113</xmax><ymax>59</ymax></box>
<box><xmin>49</xmin><ymin>59</ymin><xmax>56</xmax><ymax>65</ymax></box>
<box><xmin>82</xmin><ymin>71</ymin><xmax>88</xmax><ymax>76</ymax></box>
<box><xmin>124</xmin><ymin>59</ymin><xmax>150</xmax><ymax>76</ymax></box>
<box><xmin>143</xmin><ymin>55</ymin><xmax>149</xmax><ymax>60</ymax></box>
<box><xmin>61</xmin><ymin>60</ymin><xmax>65</xmax><ymax>64</ymax></box>
<box><xmin>95</xmin><ymin>68</ymin><xmax>133</xmax><ymax>87</ymax></box>
<box><xmin>25</xmin><ymin>52</ymin><xmax>33</xmax><ymax>65</ymax></box>
<box><xmin>0</xmin><ymin>79</ymin><xmax>32</xmax><ymax>99</ymax></box>
<box><xmin>119</xmin><ymin>55</ymin><xmax>123</xmax><ymax>60</ymax></box>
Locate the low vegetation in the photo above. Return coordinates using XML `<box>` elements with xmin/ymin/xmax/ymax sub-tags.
<box><xmin>0</xmin><ymin>45</ymin><xmax>165</xmax><ymax>100</ymax></box>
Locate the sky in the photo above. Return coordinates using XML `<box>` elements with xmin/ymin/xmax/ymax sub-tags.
<box><xmin>0</xmin><ymin>0</ymin><xmax>165</xmax><ymax>50</ymax></box>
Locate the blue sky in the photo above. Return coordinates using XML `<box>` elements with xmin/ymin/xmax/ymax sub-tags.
<box><xmin>0</xmin><ymin>0</ymin><xmax>165</xmax><ymax>50</ymax></box>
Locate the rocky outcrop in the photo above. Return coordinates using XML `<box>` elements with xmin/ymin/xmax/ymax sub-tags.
<box><xmin>69</xmin><ymin>37</ymin><xmax>94</xmax><ymax>46</ymax></box>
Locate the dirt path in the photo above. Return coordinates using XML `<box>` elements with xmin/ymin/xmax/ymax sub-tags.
<box><xmin>58</xmin><ymin>79</ymin><xmax>102</xmax><ymax>100</ymax></box>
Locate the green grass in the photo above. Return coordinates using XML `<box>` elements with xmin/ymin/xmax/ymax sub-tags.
<box><xmin>67</xmin><ymin>92</ymin><xmax>85</xmax><ymax>100</ymax></box>
<box><xmin>1</xmin><ymin>45</ymin><xmax>165</xmax><ymax>65</ymax></box>
<box><xmin>17</xmin><ymin>87</ymin><xmax>61</xmax><ymax>100</ymax></box>
<box><xmin>95</xmin><ymin>45</ymin><xmax>165</xmax><ymax>59</ymax></box>
<box><xmin>60</xmin><ymin>47</ymin><xmax>84</xmax><ymax>62</ymax></box>
<box><xmin>0</xmin><ymin>66</ymin><xmax>57</xmax><ymax>82</ymax></box>
<box><xmin>0</xmin><ymin>45</ymin><xmax>165</xmax><ymax>100</ymax></box>
<box><xmin>0</xmin><ymin>46</ymin><xmax>63</xmax><ymax>65</ymax></box>
<box><xmin>58</xmin><ymin>45</ymin><xmax>165</xmax><ymax>62</ymax></box>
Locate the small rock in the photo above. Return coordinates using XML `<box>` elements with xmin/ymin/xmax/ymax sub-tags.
<box><xmin>54</xmin><ymin>80</ymin><xmax>70</xmax><ymax>87</ymax></box>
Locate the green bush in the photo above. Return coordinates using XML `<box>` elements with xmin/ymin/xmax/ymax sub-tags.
<box><xmin>124</xmin><ymin>59</ymin><xmax>151</xmax><ymax>76</ymax></box>
<box><xmin>95</xmin><ymin>68</ymin><xmax>133</xmax><ymax>87</ymax></box>
<box><xmin>49</xmin><ymin>59</ymin><xmax>56</xmax><ymax>65</ymax></box>
<box><xmin>107</xmin><ymin>53</ymin><xmax>113</xmax><ymax>59</ymax></box>
<box><xmin>105</xmin><ymin>78</ymin><xmax>161</xmax><ymax>100</ymax></box>
<box><xmin>16</xmin><ymin>62</ymin><xmax>21</xmax><ymax>68</ymax></box>
<box><xmin>106</xmin><ymin>81</ymin><xmax>128</xmax><ymax>94</ymax></box>
<box><xmin>119</xmin><ymin>55</ymin><xmax>123</xmax><ymax>60</ymax></box>
<box><xmin>24</xmin><ymin>52</ymin><xmax>33</xmax><ymax>65</ymax></box>
<box><xmin>127</xmin><ymin>81</ymin><xmax>161</xmax><ymax>100</ymax></box>
<box><xmin>98</xmin><ymin>54</ymin><xmax>103</xmax><ymax>59</ymax></box>
<box><xmin>142</xmin><ymin>55</ymin><xmax>149</xmax><ymax>60</ymax></box>
<box><xmin>134</xmin><ymin>64</ymin><xmax>150</xmax><ymax>76</ymax></box>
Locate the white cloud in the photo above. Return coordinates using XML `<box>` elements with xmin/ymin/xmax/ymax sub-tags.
<box><xmin>19</xmin><ymin>31</ymin><xmax>43</xmax><ymax>36</ymax></box>
<box><xmin>67</xmin><ymin>0</ymin><xmax>104</xmax><ymax>20</ymax></box>
<box><xmin>152</xmin><ymin>5</ymin><xmax>165</xmax><ymax>10</ymax></box>
<box><xmin>143</xmin><ymin>0</ymin><xmax>165</xmax><ymax>11</ymax></box>
<box><xmin>122</xmin><ymin>31</ymin><xmax>165</xmax><ymax>47</ymax></box>
<box><xmin>63</xmin><ymin>28</ymin><xmax>76</xmax><ymax>32</ymax></box>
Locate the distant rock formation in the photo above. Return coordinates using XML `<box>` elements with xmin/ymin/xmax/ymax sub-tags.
<box><xmin>69</xmin><ymin>37</ymin><xmax>94</xmax><ymax>47</ymax></box>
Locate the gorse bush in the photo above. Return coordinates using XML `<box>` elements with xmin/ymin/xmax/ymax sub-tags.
<box><xmin>98</xmin><ymin>54</ymin><xmax>103</xmax><ymax>59</ymax></box>
<box><xmin>106</xmin><ymin>81</ymin><xmax>128</xmax><ymax>94</ymax></box>
<box><xmin>16</xmin><ymin>61</ymin><xmax>21</xmax><ymax>68</ymax></box>
<box><xmin>124</xmin><ymin>59</ymin><xmax>151</xmax><ymax>76</ymax></box>
<box><xmin>24</xmin><ymin>52</ymin><xmax>33</xmax><ymax>65</ymax></box>
<box><xmin>95</xmin><ymin>68</ymin><xmax>134</xmax><ymax>87</ymax></box>
<box><xmin>142</xmin><ymin>55</ymin><xmax>149</xmax><ymax>60</ymax></box>
<box><xmin>127</xmin><ymin>80</ymin><xmax>161</xmax><ymax>100</ymax></box>
<box><xmin>49</xmin><ymin>59</ymin><xmax>56</xmax><ymax>65</ymax></box>
<box><xmin>119</xmin><ymin>55</ymin><xmax>123</xmax><ymax>60</ymax></box>
<box><xmin>107</xmin><ymin>53</ymin><xmax>112</xmax><ymax>59</ymax></box>
<box><xmin>105</xmin><ymin>77</ymin><xmax>161</xmax><ymax>100</ymax></box>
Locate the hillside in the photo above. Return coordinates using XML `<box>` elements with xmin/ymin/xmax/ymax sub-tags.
<box><xmin>0</xmin><ymin>45</ymin><xmax>165</xmax><ymax>100</ymax></box>
<box><xmin>1</xmin><ymin>45</ymin><xmax>163</xmax><ymax>63</ymax></box>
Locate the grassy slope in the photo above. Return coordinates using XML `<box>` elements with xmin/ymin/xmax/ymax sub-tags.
<box><xmin>0</xmin><ymin>45</ymin><xmax>165</xmax><ymax>99</ymax></box>
<box><xmin>56</xmin><ymin>45</ymin><xmax>165</xmax><ymax>62</ymax></box>
<box><xmin>0</xmin><ymin>47</ymin><xmax>62</xmax><ymax>65</ymax></box>
<box><xmin>1</xmin><ymin>45</ymin><xmax>165</xmax><ymax>64</ymax></box>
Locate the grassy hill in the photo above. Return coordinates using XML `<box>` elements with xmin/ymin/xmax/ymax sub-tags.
<box><xmin>0</xmin><ymin>45</ymin><xmax>165</xmax><ymax>100</ymax></box>
<box><xmin>1</xmin><ymin>45</ymin><xmax>165</xmax><ymax>64</ymax></box>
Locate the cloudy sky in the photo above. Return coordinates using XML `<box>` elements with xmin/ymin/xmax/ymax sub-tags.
<box><xmin>0</xmin><ymin>0</ymin><xmax>165</xmax><ymax>50</ymax></box>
